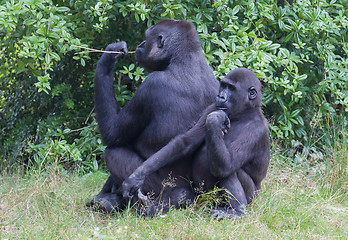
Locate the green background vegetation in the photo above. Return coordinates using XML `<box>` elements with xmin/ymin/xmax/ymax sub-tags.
<box><xmin>0</xmin><ymin>0</ymin><xmax>347</xmax><ymax>238</ymax></box>
<box><xmin>0</xmin><ymin>0</ymin><xmax>347</xmax><ymax>170</ymax></box>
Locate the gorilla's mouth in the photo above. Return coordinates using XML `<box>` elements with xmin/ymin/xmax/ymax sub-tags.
<box><xmin>216</xmin><ymin>106</ymin><xmax>227</xmax><ymax>111</ymax></box>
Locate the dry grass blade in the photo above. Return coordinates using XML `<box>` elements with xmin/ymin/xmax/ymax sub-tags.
<box><xmin>72</xmin><ymin>45</ymin><xmax>136</xmax><ymax>55</ymax></box>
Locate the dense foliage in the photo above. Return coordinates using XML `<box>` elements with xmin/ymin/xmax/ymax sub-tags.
<box><xmin>0</xmin><ymin>0</ymin><xmax>347</xmax><ymax>171</ymax></box>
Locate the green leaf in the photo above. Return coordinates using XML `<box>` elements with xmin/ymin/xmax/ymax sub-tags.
<box><xmin>296</xmin><ymin>116</ymin><xmax>304</xmax><ymax>126</ymax></box>
<box><xmin>276</xmin><ymin>95</ymin><xmax>288</xmax><ymax>111</ymax></box>
<box><xmin>50</xmin><ymin>52</ymin><xmax>61</xmax><ymax>61</ymax></box>
<box><xmin>278</xmin><ymin>20</ymin><xmax>285</xmax><ymax>30</ymax></box>
<box><xmin>23</xmin><ymin>19</ymin><xmax>36</xmax><ymax>26</ymax></box>
<box><xmin>63</xmin><ymin>129</ymin><xmax>71</xmax><ymax>134</ymax></box>
<box><xmin>295</xmin><ymin>128</ymin><xmax>307</xmax><ymax>138</ymax></box>
<box><xmin>284</xmin><ymin>33</ymin><xmax>294</xmax><ymax>43</ymax></box>
<box><xmin>57</xmin><ymin>7</ymin><xmax>70</xmax><ymax>12</ymax></box>
<box><xmin>290</xmin><ymin>109</ymin><xmax>301</xmax><ymax>118</ymax></box>
<box><xmin>267</xmin><ymin>43</ymin><xmax>280</xmax><ymax>51</ymax></box>
<box><xmin>13</xmin><ymin>2</ymin><xmax>23</xmax><ymax>11</ymax></box>
<box><xmin>45</xmin><ymin>53</ymin><xmax>51</xmax><ymax>65</ymax></box>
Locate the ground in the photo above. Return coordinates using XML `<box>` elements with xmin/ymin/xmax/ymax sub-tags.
<box><xmin>0</xmin><ymin>142</ymin><xmax>347</xmax><ymax>239</ymax></box>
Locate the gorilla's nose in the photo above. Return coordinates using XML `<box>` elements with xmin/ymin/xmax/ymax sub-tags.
<box><xmin>217</xmin><ymin>92</ymin><xmax>227</xmax><ymax>102</ymax></box>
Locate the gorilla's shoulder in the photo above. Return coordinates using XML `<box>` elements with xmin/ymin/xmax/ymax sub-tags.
<box><xmin>146</xmin><ymin>70</ymin><xmax>170</xmax><ymax>79</ymax></box>
<box><xmin>142</xmin><ymin>71</ymin><xmax>172</xmax><ymax>85</ymax></box>
<box><xmin>136</xmin><ymin>71</ymin><xmax>169</xmax><ymax>92</ymax></box>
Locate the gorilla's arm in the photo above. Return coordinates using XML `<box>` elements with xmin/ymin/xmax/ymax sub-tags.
<box><xmin>122</xmin><ymin>104</ymin><xmax>216</xmax><ymax>199</ymax></box>
<box><xmin>206</xmin><ymin>111</ymin><xmax>268</xmax><ymax>179</ymax></box>
<box><xmin>94</xmin><ymin>42</ymin><xmax>149</xmax><ymax>146</ymax></box>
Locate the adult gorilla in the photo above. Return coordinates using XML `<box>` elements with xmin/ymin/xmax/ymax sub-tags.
<box><xmin>122</xmin><ymin>68</ymin><xmax>270</xmax><ymax>219</ymax></box>
<box><xmin>86</xmin><ymin>20</ymin><xmax>219</xmax><ymax>213</ymax></box>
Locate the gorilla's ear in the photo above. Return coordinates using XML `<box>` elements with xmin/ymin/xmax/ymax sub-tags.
<box><xmin>157</xmin><ymin>35</ymin><xmax>165</xmax><ymax>48</ymax></box>
<box><xmin>248</xmin><ymin>87</ymin><xmax>257</xmax><ymax>100</ymax></box>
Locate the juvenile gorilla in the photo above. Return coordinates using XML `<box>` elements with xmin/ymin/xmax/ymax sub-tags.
<box><xmin>86</xmin><ymin>20</ymin><xmax>219</xmax><ymax>213</ymax></box>
<box><xmin>122</xmin><ymin>68</ymin><xmax>270</xmax><ymax>219</ymax></box>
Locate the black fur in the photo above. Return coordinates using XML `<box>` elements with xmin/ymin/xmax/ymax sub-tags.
<box><xmin>86</xmin><ymin>20</ymin><xmax>219</xmax><ymax>213</ymax></box>
<box><xmin>122</xmin><ymin>68</ymin><xmax>270</xmax><ymax>219</ymax></box>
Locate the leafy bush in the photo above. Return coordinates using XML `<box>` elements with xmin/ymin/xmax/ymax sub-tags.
<box><xmin>26</xmin><ymin>118</ymin><xmax>105</xmax><ymax>173</ymax></box>
<box><xmin>0</xmin><ymin>0</ymin><xmax>346</xmax><ymax>170</ymax></box>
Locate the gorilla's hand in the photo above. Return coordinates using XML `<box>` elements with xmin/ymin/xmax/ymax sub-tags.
<box><xmin>98</xmin><ymin>41</ymin><xmax>128</xmax><ymax>73</ymax></box>
<box><xmin>206</xmin><ymin>110</ymin><xmax>231</xmax><ymax>135</ymax></box>
<box><xmin>105</xmin><ymin>41</ymin><xmax>128</xmax><ymax>57</ymax></box>
<box><xmin>104</xmin><ymin>41</ymin><xmax>128</xmax><ymax>62</ymax></box>
<box><xmin>122</xmin><ymin>173</ymin><xmax>145</xmax><ymax>200</ymax></box>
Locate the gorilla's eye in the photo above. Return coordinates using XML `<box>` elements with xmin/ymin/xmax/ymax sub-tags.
<box><xmin>157</xmin><ymin>35</ymin><xmax>164</xmax><ymax>48</ymax></box>
<box><xmin>248</xmin><ymin>87</ymin><xmax>257</xmax><ymax>100</ymax></box>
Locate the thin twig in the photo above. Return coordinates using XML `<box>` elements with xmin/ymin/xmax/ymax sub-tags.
<box><xmin>71</xmin><ymin>45</ymin><xmax>135</xmax><ymax>55</ymax></box>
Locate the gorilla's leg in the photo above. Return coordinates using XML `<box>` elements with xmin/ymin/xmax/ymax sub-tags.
<box><xmin>86</xmin><ymin>146</ymin><xmax>166</xmax><ymax>213</ymax></box>
<box><xmin>105</xmin><ymin>147</ymin><xmax>143</xmax><ymax>184</ymax></box>
<box><xmin>237</xmin><ymin>169</ymin><xmax>258</xmax><ymax>204</ymax></box>
<box><xmin>105</xmin><ymin>147</ymin><xmax>166</xmax><ymax>193</ymax></box>
<box><xmin>142</xmin><ymin>186</ymin><xmax>195</xmax><ymax>217</ymax></box>
<box><xmin>86</xmin><ymin>147</ymin><xmax>143</xmax><ymax>213</ymax></box>
<box><xmin>209</xmin><ymin>173</ymin><xmax>248</xmax><ymax>220</ymax></box>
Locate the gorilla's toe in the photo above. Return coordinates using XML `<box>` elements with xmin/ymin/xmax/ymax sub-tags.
<box><xmin>209</xmin><ymin>208</ymin><xmax>244</xmax><ymax>220</ymax></box>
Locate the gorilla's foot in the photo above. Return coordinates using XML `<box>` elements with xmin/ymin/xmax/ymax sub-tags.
<box><xmin>209</xmin><ymin>208</ymin><xmax>245</xmax><ymax>220</ymax></box>
<box><xmin>133</xmin><ymin>199</ymin><xmax>167</xmax><ymax>218</ymax></box>
<box><xmin>85</xmin><ymin>192</ymin><xmax>125</xmax><ymax>213</ymax></box>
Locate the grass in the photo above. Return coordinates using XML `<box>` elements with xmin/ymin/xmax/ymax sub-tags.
<box><xmin>0</xmin><ymin>132</ymin><xmax>347</xmax><ymax>239</ymax></box>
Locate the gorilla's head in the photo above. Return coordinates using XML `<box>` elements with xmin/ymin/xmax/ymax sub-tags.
<box><xmin>135</xmin><ymin>19</ymin><xmax>202</xmax><ymax>71</ymax></box>
<box><xmin>216</xmin><ymin>68</ymin><xmax>262</xmax><ymax>117</ymax></box>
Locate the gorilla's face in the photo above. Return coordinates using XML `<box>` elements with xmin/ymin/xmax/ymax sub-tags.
<box><xmin>215</xmin><ymin>78</ymin><xmax>239</xmax><ymax>112</ymax></box>
<box><xmin>216</xmin><ymin>68</ymin><xmax>261</xmax><ymax>117</ymax></box>
<box><xmin>135</xmin><ymin>25</ymin><xmax>171</xmax><ymax>71</ymax></box>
